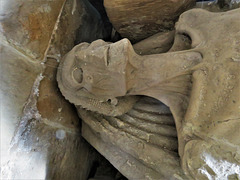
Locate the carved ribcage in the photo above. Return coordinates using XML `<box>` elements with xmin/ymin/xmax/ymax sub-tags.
<box><xmin>104</xmin><ymin>97</ymin><xmax>178</xmax><ymax>152</ymax></box>
<box><xmin>77</xmin><ymin>96</ymin><xmax>183</xmax><ymax>179</ymax></box>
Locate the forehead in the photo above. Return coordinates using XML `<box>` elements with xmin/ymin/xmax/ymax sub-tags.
<box><xmin>73</xmin><ymin>39</ymin><xmax>131</xmax><ymax>73</ymax></box>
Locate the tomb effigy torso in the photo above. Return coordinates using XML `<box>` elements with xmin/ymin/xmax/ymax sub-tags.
<box><xmin>57</xmin><ymin>8</ymin><xmax>240</xmax><ymax>180</ymax></box>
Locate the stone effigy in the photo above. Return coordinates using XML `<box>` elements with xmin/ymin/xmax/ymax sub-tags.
<box><xmin>57</xmin><ymin>8</ymin><xmax>240</xmax><ymax>179</ymax></box>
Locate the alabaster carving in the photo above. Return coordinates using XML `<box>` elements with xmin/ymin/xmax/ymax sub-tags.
<box><xmin>57</xmin><ymin>8</ymin><xmax>240</xmax><ymax>180</ymax></box>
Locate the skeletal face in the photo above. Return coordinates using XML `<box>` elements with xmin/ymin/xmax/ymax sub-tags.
<box><xmin>58</xmin><ymin>8</ymin><xmax>240</xmax><ymax>179</ymax></box>
<box><xmin>58</xmin><ymin>39</ymin><xmax>136</xmax><ymax>102</ymax></box>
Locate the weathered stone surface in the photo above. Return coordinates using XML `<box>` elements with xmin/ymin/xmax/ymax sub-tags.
<box><xmin>2</xmin><ymin>112</ymin><xmax>96</xmax><ymax>179</ymax></box>
<box><xmin>133</xmin><ymin>31</ymin><xmax>175</xmax><ymax>55</ymax></box>
<box><xmin>74</xmin><ymin>0</ymin><xmax>110</xmax><ymax>44</ymax></box>
<box><xmin>195</xmin><ymin>0</ymin><xmax>240</xmax><ymax>12</ymax></box>
<box><xmin>58</xmin><ymin>8</ymin><xmax>240</xmax><ymax>179</ymax></box>
<box><xmin>104</xmin><ymin>0</ymin><xmax>195</xmax><ymax>42</ymax></box>
<box><xmin>0</xmin><ymin>0</ymin><xmax>65</xmax><ymax>60</ymax></box>
<box><xmin>1</xmin><ymin>0</ymin><xmax>113</xmax><ymax>179</ymax></box>
<box><xmin>88</xmin><ymin>0</ymin><xmax>113</xmax><ymax>40</ymax></box>
<box><xmin>218</xmin><ymin>0</ymin><xmax>240</xmax><ymax>9</ymax></box>
<box><xmin>37</xmin><ymin>58</ymin><xmax>81</xmax><ymax>129</ymax></box>
<box><xmin>48</xmin><ymin>0</ymin><xmax>110</xmax><ymax>56</ymax></box>
<box><xmin>0</xmin><ymin>40</ymin><xmax>42</xmax><ymax>167</ymax></box>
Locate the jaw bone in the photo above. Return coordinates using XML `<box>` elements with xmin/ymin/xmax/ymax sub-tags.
<box><xmin>57</xmin><ymin>8</ymin><xmax>240</xmax><ymax>179</ymax></box>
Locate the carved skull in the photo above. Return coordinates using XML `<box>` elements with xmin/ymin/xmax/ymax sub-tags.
<box><xmin>57</xmin><ymin>8</ymin><xmax>240</xmax><ymax>179</ymax></box>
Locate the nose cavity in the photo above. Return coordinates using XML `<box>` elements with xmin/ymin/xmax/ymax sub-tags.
<box><xmin>175</xmin><ymin>9</ymin><xmax>210</xmax><ymax>49</ymax></box>
<box><xmin>169</xmin><ymin>33</ymin><xmax>192</xmax><ymax>52</ymax></box>
<box><xmin>72</xmin><ymin>67</ymin><xmax>83</xmax><ymax>84</ymax></box>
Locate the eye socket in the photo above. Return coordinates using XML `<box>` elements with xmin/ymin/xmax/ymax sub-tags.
<box><xmin>72</xmin><ymin>67</ymin><xmax>83</xmax><ymax>83</ymax></box>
